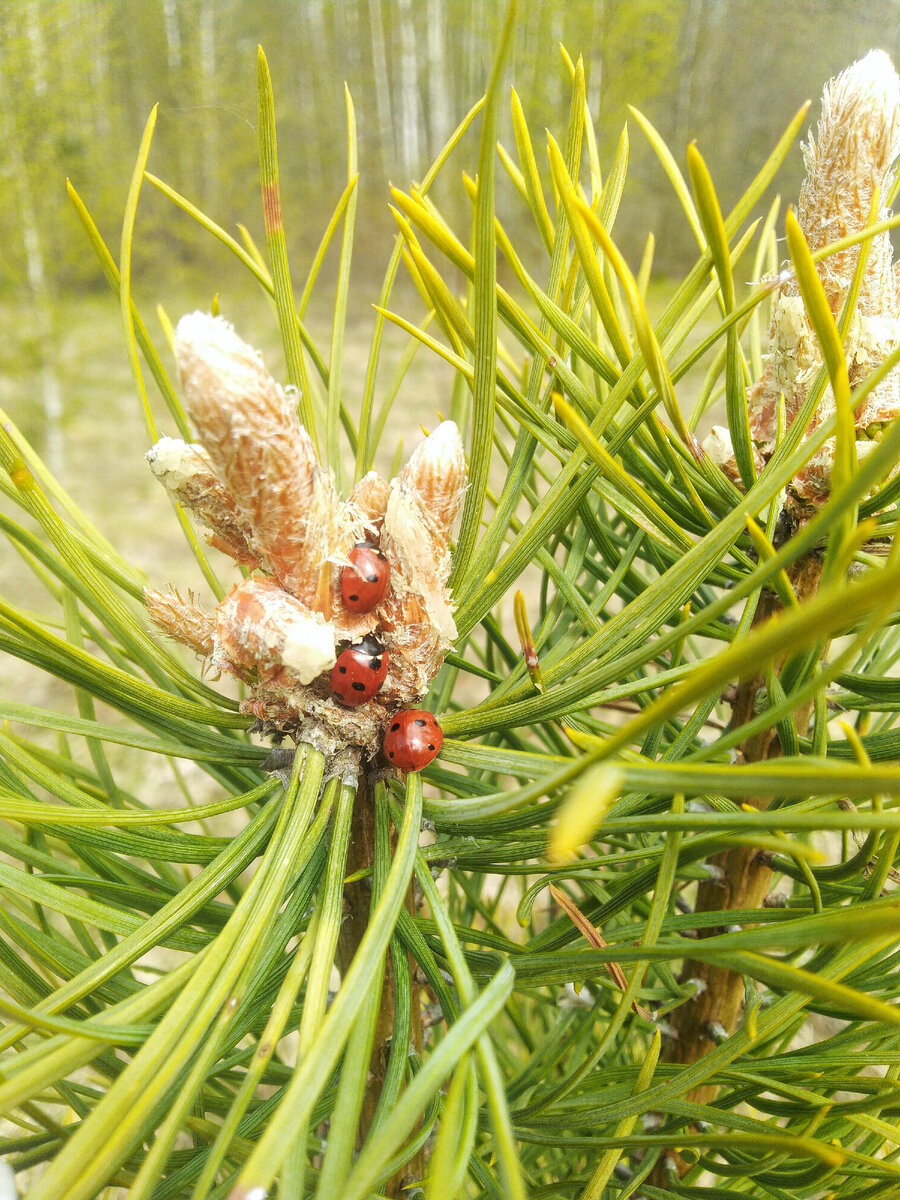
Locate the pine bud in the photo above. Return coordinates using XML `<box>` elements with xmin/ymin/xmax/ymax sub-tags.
<box><xmin>174</xmin><ymin>312</ymin><xmax>330</xmax><ymax>594</ymax></box>
<box><xmin>146</xmin><ymin>437</ymin><xmax>259</xmax><ymax>565</ymax></box>
<box><xmin>144</xmin><ymin>587</ymin><xmax>216</xmax><ymax>658</ymax></box>
<box><xmin>706</xmin><ymin>50</ymin><xmax>900</xmax><ymax>517</ymax></box>
<box><xmin>214</xmin><ymin>575</ymin><xmax>336</xmax><ymax>685</ymax></box>
<box><xmin>378</xmin><ymin>421</ymin><xmax>465</xmax><ymax>699</ymax></box>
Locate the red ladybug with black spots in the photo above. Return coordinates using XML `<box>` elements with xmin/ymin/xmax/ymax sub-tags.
<box><xmin>341</xmin><ymin>542</ymin><xmax>390</xmax><ymax>613</ymax></box>
<box><xmin>330</xmin><ymin>636</ymin><xmax>389</xmax><ymax>707</ymax></box>
<box><xmin>383</xmin><ymin>709</ymin><xmax>443</xmax><ymax>771</ymax></box>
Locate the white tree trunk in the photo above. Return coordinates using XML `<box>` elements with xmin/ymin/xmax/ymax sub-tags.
<box><xmin>675</xmin><ymin>0</ymin><xmax>705</xmax><ymax>144</ymax></box>
<box><xmin>89</xmin><ymin>0</ymin><xmax>111</xmax><ymax>139</ymax></box>
<box><xmin>1</xmin><ymin>12</ymin><xmax>64</xmax><ymax>474</ymax></box>
<box><xmin>426</xmin><ymin>0</ymin><xmax>449</xmax><ymax>156</ymax></box>
<box><xmin>368</xmin><ymin>0</ymin><xmax>395</xmax><ymax>173</ymax></box>
<box><xmin>198</xmin><ymin>0</ymin><xmax>217</xmax><ymax>208</ymax></box>
<box><xmin>24</xmin><ymin>0</ymin><xmax>47</xmax><ymax>97</ymax></box>
<box><xmin>161</xmin><ymin>0</ymin><xmax>182</xmax><ymax>72</ymax></box>
<box><xmin>396</xmin><ymin>0</ymin><xmax>421</xmax><ymax>175</ymax></box>
<box><xmin>301</xmin><ymin>0</ymin><xmax>327</xmax><ymax>190</ymax></box>
<box><xmin>23</xmin><ymin>218</ymin><xmax>64</xmax><ymax>476</ymax></box>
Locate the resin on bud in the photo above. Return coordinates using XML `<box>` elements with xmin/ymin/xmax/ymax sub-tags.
<box><xmin>214</xmin><ymin>576</ymin><xmax>336</xmax><ymax>685</ymax></box>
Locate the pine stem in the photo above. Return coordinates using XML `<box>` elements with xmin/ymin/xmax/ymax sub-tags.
<box><xmin>657</xmin><ymin>550</ymin><xmax>823</xmax><ymax>1171</ymax></box>
<box><xmin>337</xmin><ymin>780</ymin><xmax>421</xmax><ymax>1196</ymax></box>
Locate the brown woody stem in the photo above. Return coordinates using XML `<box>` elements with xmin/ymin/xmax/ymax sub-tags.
<box><xmin>337</xmin><ymin>780</ymin><xmax>421</xmax><ymax>1196</ymax></box>
<box><xmin>656</xmin><ymin>551</ymin><xmax>823</xmax><ymax>1171</ymax></box>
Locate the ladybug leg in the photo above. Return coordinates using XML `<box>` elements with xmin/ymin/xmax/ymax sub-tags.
<box><xmin>365</xmin><ymin>763</ymin><xmax>396</xmax><ymax>787</ymax></box>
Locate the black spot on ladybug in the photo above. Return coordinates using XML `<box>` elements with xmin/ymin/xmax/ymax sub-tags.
<box><xmin>352</xmin><ymin>681</ymin><xmax>366</xmax><ymax>692</ymax></box>
<box><xmin>348</xmin><ymin>593</ymin><xmax>359</xmax><ymax>602</ymax></box>
<box><xmin>338</xmin><ymin>666</ymin><xmax>347</xmax><ymax>673</ymax></box>
<box><xmin>388</xmin><ymin>750</ymin><xmax>395</xmax><ymax>758</ymax></box>
<box><xmin>415</xmin><ymin>718</ymin><xmax>426</xmax><ymax>726</ymax></box>
<box><xmin>427</xmin><ymin>744</ymin><xmax>435</xmax><ymax>751</ymax></box>
<box><xmin>370</xmin><ymin>658</ymin><xmax>382</xmax><ymax>670</ymax></box>
<box><xmin>391</xmin><ymin>722</ymin><xmax>400</xmax><ymax>731</ymax></box>
<box><xmin>366</xmin><ymin>573</ymin><xmax>378</xmax><ymax>582</ymax></box>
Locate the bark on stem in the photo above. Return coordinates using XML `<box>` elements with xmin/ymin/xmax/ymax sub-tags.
<box><xmin>337</xmin><ymin>781</ymin><xmax>422</xmax><ymax>1197</ymax></box>
<box><xmin>658</xmin><ymin>552</ymin><xmax>823</xmax><ymax>1154</ymax></box>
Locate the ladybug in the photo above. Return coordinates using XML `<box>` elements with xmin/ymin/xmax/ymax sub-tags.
<box><xmin>383</xmin><ymin>709</ymin><xmax>443</xmax><ymax>772</ymax></box>
<box><xmin>330</xmin><ymin>635</ymin><xmax>389</xmax><ymax>707</ymax></box>
<box><xmin>341</xmin><ymin>542</ymin><xmax>390</xmax><ymax>613</ymax></box>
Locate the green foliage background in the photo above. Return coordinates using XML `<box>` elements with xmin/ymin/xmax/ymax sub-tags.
<box><xmin>4</xmin><ymin>0</ymin><xmax>900</xmax><ymax>293</ymax></box>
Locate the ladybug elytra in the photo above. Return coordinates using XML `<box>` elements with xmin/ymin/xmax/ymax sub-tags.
<box><xmin>341</xmin><ymin>542</ymin><xmax>390</xmax><ymax>613</ymax></box>
<box><xmin>383</xmin><ymin>709</ymin><xmax>443</xmax><ymax>771</ymax></box>
<box><xmin>330</xmin><ymin>635</ymin><xmax>389</xmax><ymax>707</ymax></box>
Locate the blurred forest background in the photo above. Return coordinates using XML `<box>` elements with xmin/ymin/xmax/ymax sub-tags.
<box><xmin>2</xmin><ymin>0</ymin><xmax>900</xmax><ymax>587</ymax></box>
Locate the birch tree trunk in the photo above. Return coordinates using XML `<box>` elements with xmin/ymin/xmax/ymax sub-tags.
<box><xmin>161</xmin><ymin>0</ymin><xmax>182</xmax><ymax>73</ymax></box>
<box><xmin>0</xmin><ymin>11</ymin><xmax>64</xmax><ymax>476</ymax></box>
<box><xmin>198</xmin><ymin>0</ymin><xmax>218</xmax><ymax>211</ymax></box>
<box><xmin>368</xmin><ymin>0</ymin><xmax>395</xmax><ymax>175</ymax></box>
<box><xmin>396</xmin><ymin>0</ymin><xmax>420</xmax><ymax>176</ymax></box>
<box><xmin>426</xmin><ymin>0</ymin><xmax>449</xmax><ymax>158</ymax></box>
